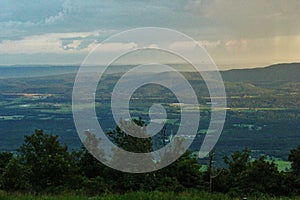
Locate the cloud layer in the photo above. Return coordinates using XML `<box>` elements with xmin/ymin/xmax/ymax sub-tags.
<box><xmin>0</xmin><ymin>0</ymin><xmax>299</xmax><ymax>68</ymax></box>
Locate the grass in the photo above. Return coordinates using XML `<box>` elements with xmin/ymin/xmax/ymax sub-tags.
<box><xmin>0</xmin><ymin>191</ymin><xmax>296</xmax><ymax>200</ymax></box>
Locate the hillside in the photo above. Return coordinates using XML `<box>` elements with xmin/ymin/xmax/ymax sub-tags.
<box><xmin>222</xmin><ymin>63</ymin><xmax>300</xmax><ymax>85</ymax></box>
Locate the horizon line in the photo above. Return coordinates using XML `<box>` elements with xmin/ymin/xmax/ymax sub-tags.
<box><xmin>0</xmin><ymin>62</ymin><xmax>299</xmax><ymax>72</ymax></box>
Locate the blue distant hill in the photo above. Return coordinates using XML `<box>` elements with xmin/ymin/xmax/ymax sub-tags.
<box><xmin>0</xmin><ymin>63</ymin><xmax>299</xmax><ymax>83</ymax></box>
<box><xmin>0</xmin><ymin>65</ymin><xmax>79</xmax><ymax>79</ymax></box>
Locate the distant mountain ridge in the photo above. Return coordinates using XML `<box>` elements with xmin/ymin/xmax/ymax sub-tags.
<box><xmin>0</xmin><ymin>66</ymin><xmax>78</xmax><ymax>79</ymax></box>
<box><xmin>0</xmin><ymin>63</ymin><xmax>299</xmax><ymax>85</ymax></box>
<box><xmin>222</xmin><ymin>63</ymin><xmax>300</xmax><ymax>84</ymax></box>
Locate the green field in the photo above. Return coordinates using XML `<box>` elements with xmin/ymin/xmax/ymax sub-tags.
<box><xmin>271</xmin><ymin>159</ymin><xmax>291</xmax><ymax>172</ymax></box>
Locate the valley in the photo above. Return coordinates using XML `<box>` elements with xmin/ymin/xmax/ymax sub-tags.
<box><xmin>0</xmin><ymin>63</ymin><xmax>299</xmax><ymax>168</ymax></box>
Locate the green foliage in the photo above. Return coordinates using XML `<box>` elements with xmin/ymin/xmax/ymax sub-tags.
<box><xmin>1</xmin><ymin>127</ymin><xmax>300</xmax><ymax>197</ymax></box>
<box><xmin>238</xmin><ymin>156</ymin><xmax>283</xmax><ymax>195</ymax></box>
<box><xmin>1</xmin><ymin>157</ymin><xmax>31</xmax><ymax>191</ymax></box>
<box><xmin>288</xmin><ymin>145</ymin><xmax>300</xmax><ymax>176</ymax></box>
<box><xmin>223</xmin><ymin>149</ymin><xmax>250</xmax><ymax>176</ymax></box>
<box><xmin>284</xmin><ymin>145</ymin><xmax>300</xmax><ymax>195</ymax></box>
<box><xmin>0</xmin><ymin>190</ymin><xmax>295</xmax><ymax>200</ymax></box>
<box><xmin>81</xmin><ymin>176</ymin><xmax>108</xmax><ymax>195</ymax></box>
<box><xmin>0</xmin><ymin>152</ymin><xmax>14</xmax><ymax>190</ymax></box>
<box><xmin>107</xmin><ymin>118</ymin><xmax>153</xmax><ymax>153</ymax></box>
<box><xmin>217</xmin><ymin>149</ymin><xmax>251</xmax><ymax>193</ymax></box>
<box><xmin>0</xmin><ymin>152</ymin><xmax>13</xmax><ymax>173</ymax></box>
<box><xmin>156</xmin><ymin>151</ymin><xmax>203</xmax><ymax>191</ymax></box>
<box><xmin>17</xmin><ymin>129</ymin><xmax>73</xmax><ymax>191</ymax></box>
<box><xmin>215</xmin><ymin>149</ymin><xmax>287</xmax><ymax>196</ymax></box>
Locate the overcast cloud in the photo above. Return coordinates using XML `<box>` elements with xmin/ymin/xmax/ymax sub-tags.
<box><xmin>0</xmin><ymin>0</ymin><xmax>299</xmax><ymax>68</ymax></box>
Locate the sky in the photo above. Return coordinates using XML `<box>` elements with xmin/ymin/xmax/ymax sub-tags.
<box><xmin>0</xmin><ymin>0</ymin><xmax>299</xmax><ymax>69</ymax></box>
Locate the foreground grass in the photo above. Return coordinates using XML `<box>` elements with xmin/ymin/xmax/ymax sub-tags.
<box><xmin>0</xmin><ymin>191</ymin><xmax>295</xmax><ymax>200</ymax></box>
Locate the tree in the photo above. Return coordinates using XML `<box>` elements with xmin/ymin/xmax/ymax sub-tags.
<box><xmin>238</xmin><ymin>156</ymin><xmax>283</xmax><ymax>196</ymax></box>
<box><xmin>288</xmin><ymin>145</ymin><xmax>300</xmax><ymax>176</ymax></box>
<box><xmin>223</xmin><ymin>149</ymin><xmax>251</xmax><ymax>177</ymax></box>
<box><xmin>106</xmin><ymin>118</ymin><xmax>156</xmax><ymax>192</ymax></box>
<box><xmin>105</xmin><ymin>118</ymin><xmax>203</xmax><ymax>192</ymax></box>
<box><xmin>220</xmin><ymin>149</ymin><xmax>285</xmax><ymax>196</ymax></box>
<box><xmin>17</xmin><ymin>129</ymin><xmax>73</xmax><ymax>191</ymax></box>
<box><xmin>75</xmin><ymin>146</ymin><xmax>112</xmax><ymax>194</ymax></box>
<box><xmin>207</xmin><ymin>149</ymin><xmax>223</xmax><ymax>193</ymax></box>
<box><xmin>0</xmin><ymin>152</ymin><xmax>13</xmax><ymax>174</ymax></box>
<box><xmin>107</xmin><ymin>118</ymin><xmax>155</xmax><ymax>172</ymax></box>
<box><xmin>108</xmin><ymin>118</ymin><xmax>153</xmax><ymax>153</ymax></box>
<box><xmin>1</xmin><ymin>157</ymin><xmax>31</xmax><ymax>191</ymax></box>
<box><xmin>285</xmin><ymin>145</ymin><xmax>300</xmax><ymax>195</ymax></box>
<box><xmin>221</xmin><ymin>149</ymin><xmax>251</xmax><ymax>194</ymax></box>
<box><xmin>156</xmin><ymin>151</ymin><xmax>203</xmax><ymax>192</ymax></box>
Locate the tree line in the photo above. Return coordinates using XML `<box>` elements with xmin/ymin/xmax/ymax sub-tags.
<box><xmin>0</xmin><ymin>120</ymin><xmax>300</xmax><ymax>198</ymax></box>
